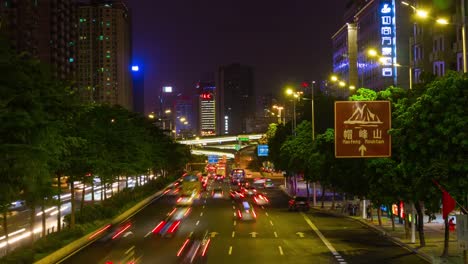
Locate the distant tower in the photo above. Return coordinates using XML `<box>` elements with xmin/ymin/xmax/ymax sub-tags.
<box><xmin>197</xmin><ymin>81</ymin><xmax>216</xmax><ymax>136</ymax></box>
<box><xmin>132</xmin><ymin>65</ymin><xmax>144</xmax><ymax>114</ymax></box>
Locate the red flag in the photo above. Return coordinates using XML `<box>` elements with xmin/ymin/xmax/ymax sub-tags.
<box><xmin>442</xmin><ymin>190</ymin><xmax>456</xmax><ymax>219</ymax></box>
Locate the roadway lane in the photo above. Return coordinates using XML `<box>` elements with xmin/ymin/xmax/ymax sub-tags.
<box><xmin>61</xmin><ymin>177</ymin><xmax>429</xmax><ymax>264</ymax></box>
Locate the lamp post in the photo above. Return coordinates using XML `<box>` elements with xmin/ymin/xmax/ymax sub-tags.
<box><xmin>272</xmin><ymin>105</ymin><xmax>284</xmax><ymax>124</ymax></box>
<box><xmin>285</xmin><ymin>88</ymin><xmax>300</xmax><ymax>135</ymax></box>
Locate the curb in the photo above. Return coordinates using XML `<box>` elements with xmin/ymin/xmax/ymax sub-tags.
<box><xmin>279</xmin><ymin>185</ymin><xmax>433</xmax><ymax>263</ymax></box>
<box><xmin>35</xmin><ymin>181</ymin><xmax>173</xmax><ymax>264</ymax></box>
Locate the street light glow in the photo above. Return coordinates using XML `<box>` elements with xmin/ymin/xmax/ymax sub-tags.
<box><xmin>165</xmin><ymin>109</ymin><xmax>171</xmax><ymax>114</ymax></box>
<box><xmin>338</xmin><ymin>81</ymin><xmax>346</xmax><ymax>87</ymax></box>
<box><xmin>180</xmin><ymin>117</ymin><xmax>186</xmax><ymax>122</ymax></box>
<box><xmin>349</xmin><ymin>85</ymin><xmax>356</xmax><ymax>90</ymax></box>
<box><xmin>286</xmin><ymin>88</ymin><xmax>294</xmax><ymax>95</ymax></box>
<box><xmin>148</xmin><ymin>114</ymin><xmax>155</xmax><ymax>119</ymax></box>
<box><xmin>367</xmin><ymin>49</ymin><xmax>378</xmax><ymax>57</ymax></box>
<box><xmin>330</xmin><ymin>75</ymin><xmax>338</xmax><ymax>82</ymax></box>
<box><xmin>416</xmin><ymin>9</ymin><xmax>428</xmax><ymax>18</ymax></box>
<box><xmin>436</xmin><ymin>18</ymin><xmax>449</xmax><ymax>25</ymax></box>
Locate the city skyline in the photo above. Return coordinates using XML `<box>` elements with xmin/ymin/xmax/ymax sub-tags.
<box><xmin>126</xmin><ymin>0</ymin><xmax>345</xmax><ymax>113</ymax></box>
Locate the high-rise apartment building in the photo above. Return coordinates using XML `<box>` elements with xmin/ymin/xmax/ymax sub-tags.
<box><xmin>217</xmin><ymin>63</ymin><xmax>255</xmax><ymax>135</ymax></box>
<box><xmin>332</xmin><ymin>0</ymin><xmax>462</xmax><ymax>92</ymax></box>
<box><xmin>0</xmin><ymin>0</ymin><xmax>77</xmax><ymax>80</ymax></box>
<box><xmin>77</xmin><ymin>0</ymin><xmax>132</xmax><ymax>110</ymax></box>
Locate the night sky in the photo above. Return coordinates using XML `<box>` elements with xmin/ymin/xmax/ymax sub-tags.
<box><xmin>126</xmin><ymin>0</ymin><xmax>345</xmax><ymax>113</ymax></box>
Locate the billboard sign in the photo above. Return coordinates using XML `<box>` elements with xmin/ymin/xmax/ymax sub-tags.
<box><xmin>335</xmin><ymin>101</ymin><xmax>391</xmax><ymax>158</ymax></box>
<box><xmin>380</xmin><ymin>0</ymin><xmax>396</xmax><ymax>78</ymax></box>
<box><xmin>257</xmin><ymin>145</ymin><xmax>269</xmax><ymax>157</ymax></box>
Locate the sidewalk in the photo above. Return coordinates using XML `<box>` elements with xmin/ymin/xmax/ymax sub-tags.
<box><xmin>279</xmin><ymin>185</ymin><xmax>465</xmax><ymax>264</ymax></box>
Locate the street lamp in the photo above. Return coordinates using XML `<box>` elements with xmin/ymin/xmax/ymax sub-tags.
<box><xmin>285</xmin><ymin>88</ymin><xmax>299</xmax><ymax>135</ymax></box>
<box><xmin>272</xmin><ymin>105</ymin><xmax>284</xmax><ymax>124</ymax></box>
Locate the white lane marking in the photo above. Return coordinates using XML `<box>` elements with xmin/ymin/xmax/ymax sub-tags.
<box><xmin>233</xmin><ymin>221</ymin><xmax>237</xmax><ymax>226</ymax></box>
<box><xmin>232</xmin><ymin>200</ymin><xmax>234</xmax><ymax>204</ymax></box>
<box><xmin>196</xmin><ymin>220</ymin><xmax>200</xmax><ymax>226</ymax></box>
<box><xmin>203</xmin><ymin>205</ymin><xmax>205</xmax><ymax>209</ymax></box>
<box><xmin>261</xmin><ymin>206</ymin><xmax>265</xmax><ymax>209</ymax></box>
<box><xmin>232</xmin><ymin>231</ymin><xmax>235</xmax><ymax>238</ymax></box>
<box><xmin>228</xmin><ymin>246</ymin><xmax>233</xmax><ymax>255</ymax></box>
<box><xmin>204</xmin><ymin>200</ymin><xmax>207</xmax><ymax>204</ymax></box>
<box><xmin>144</xmin><ymin>231</ymin><xmax>152</xmax><ymax>238</ymax></box>
<box><xmin>233</xmin><ymin>212</ymin><xmax>236</xmax><ymax>217</ymax></box>
<box><xmin>278</xmin><ymin>246</ymin><xmax>284</xmax><ymax>255</ymax></box>
<box><xmin>232</xmin><ymin>205</ymin><xmax>235</xmax><ymax>209</ymax></box>
<box><xmin>274</xmin><ymin>231</ymin><xmax>278</xmax><ymax>238</ymax></box>
<box><xmin>270</xmin><ymin>220</ymin><xmax>274</xmax><ymax>226</ymax></box>
<box><xmin>200</xmin><ymin>212</ymin><xmax>203</xmax><ymax>216</ymax></box>
<box><xmin>125</xmin><ymin>245</ymin><xmax>135</xmax><ymax>255</ymax></box>
<box><xmin>301</xmin><ymin>212</ymin><xmax>345</xmax><ymax>261</ymax></box>
<box><xmin>189</xmin><ymin>231</ymin><xmax>193</xmax><ymax>237</ymax></box>
<box><xmin>265</xmin><ymin>212</ymin><xmax>269</xmax><ymax>216</ymax></box>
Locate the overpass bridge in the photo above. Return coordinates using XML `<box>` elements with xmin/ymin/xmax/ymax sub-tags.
<box><xmin>178</xmin><ymin>134</ymin><xmax>265</xmax><ymax>158</ymax></box>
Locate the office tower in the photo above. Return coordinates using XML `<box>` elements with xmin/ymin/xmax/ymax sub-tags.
<box><xmin>217</xmin><ymin>63</ymin><xmax>255</xmax><ymax>135</ymax></box>
<box><xmin>77</xmin><ymin>0</ymin><xmax>132</xmax><ymax>110</ymax></box>
<box><xmin>197</xmin><ymin>81</ymin><xmax>216</xmax><ymax>136</ymax></box>
<box><xmin>0</xmin><ymin>0</ymin><xmax>77</xmax><ymax>80</ymax></box>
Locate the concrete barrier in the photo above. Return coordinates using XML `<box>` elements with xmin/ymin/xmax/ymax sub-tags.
<box><xmin>35</xmin><ymin>184</ymin><xmax>170</xmax><ymax>264</ymax></box>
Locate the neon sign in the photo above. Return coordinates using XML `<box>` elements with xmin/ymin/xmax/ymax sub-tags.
<box><xmin>200</xmin><ymin>93</ymin><xmax>213</xmax><ymax>100</ymax></box>
<box><xmin>380</xmin><ymin>0</ymin><xmax>396</xmax><ymax>77</ymax></box>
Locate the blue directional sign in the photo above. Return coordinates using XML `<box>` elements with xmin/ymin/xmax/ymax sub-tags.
<box><xmin>208</xmin><ymin>155</ymin><xmax>219</xmax><ymax>164</ymax></box>
<box><xmin>257</xmin><ymin>145</ymin><xmax>269</xmax><ymax>157</ymax></box>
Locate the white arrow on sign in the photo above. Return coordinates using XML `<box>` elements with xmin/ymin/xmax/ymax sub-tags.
<box><xmin>359</xmin><ymin>145</ymin><xmax>367</xmax><ymax>156</ymax></box>
<box><xmin>209</xmin><ymin>232</ymin><xmax>219</xmax><ymax>238</ymax></box>
<box><xmin>249</xmin><ymin>232</ymin><xmax>258</xmax><ymax>238</ymax></box>
<box><xmin>296</xmin><ymin>232</ymin><xmax>305</xmax><ymax>238</ymax></box>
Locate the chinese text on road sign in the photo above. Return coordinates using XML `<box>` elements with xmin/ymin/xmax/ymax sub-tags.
<box><xmin>334</xmin><ymin>101</ymin><xmax>391</xmax><ymax>158</ymax></box>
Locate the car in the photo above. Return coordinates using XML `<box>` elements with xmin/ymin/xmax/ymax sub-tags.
<box><xmin>215</xmin><ymin>174</ymin><xmax>224</xmax><ymax>181</ymax></box>
<box><xmin>212</xmin><ymin>188</ymin><xmax>224</xmax><ymax>198</ymax></box>
<box><xmin>288</xmin><ymin>196</ymin><xmax>310</xmax><ymax>211</ymax></box>
<box><xmin>167</xmin><ymin>207</ymin><xmax>192</xmax><ymax>221</ymax></box>
<box><xmin>152</xmin><ymin>219</ymin><xmax>181</xmax><ymax>238</ymax></box>
<box><xmin>165</xmin><ymin>185</ymin><xmax>180</xmax><ymax>195</ymax></box>
<box><xmin>177</xmin><ymin>194</ymin><xmax>195</xmax><ymax>206</ymax></box>
<box><xmin>264</xmin><ymin>179</ymin><xmax>275</xmax><ymax>188</ymax></box>
<box><xmin>241</xmin><ymin>186</ymin><xmax>257</xmax><ymax>196</ymax></box>
<box><xmin>236</xmin><ymin>201</ymin><xmax>256</xmax><ymax>221</ymax></box>
<box><xmin>253</xmin><ymin>193</ymin><xmax>269</xmax><ymax>205</ymax></box>
<box><xmin>177</xmin><ymin>232</ymin><xmax>211</xmax><ymax>262</ymax></box>
<box><xmin>230</xmin><ymin>190</ymin><xmax>245</xmax><ymax>199</ymax></box>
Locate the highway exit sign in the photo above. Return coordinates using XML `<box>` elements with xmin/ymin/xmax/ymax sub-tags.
<box><xmin>334</xmin><ymin>101</ymin><xmax>391</xmax><ymax>158</ymax></box>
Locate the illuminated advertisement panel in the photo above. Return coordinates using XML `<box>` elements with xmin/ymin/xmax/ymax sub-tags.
<box><xmin>380</xmin><ymin>0</ymin><xmax>396</xmax><ymax>77</ymax></box>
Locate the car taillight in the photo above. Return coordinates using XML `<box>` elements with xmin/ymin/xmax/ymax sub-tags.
<box><xmin>168</xmin><ymin>221</ymin><xmax>181</xmax><ymax>233</ymax></box>
<box><xmin>177</xmin><ymin>197</ymin><xmax>182</xmax><ymax>203</ymax></box>
<box><xmin>254</xmin><ymin>197</ymin><xmax>258</xmax><ymax>203</ymax></box>
<box><xmin>112</xmin><ymin>223</ymin><xmax>131</xmax><ymax>240</ymax></box>
<box><xmin>237</xmin><ymin>210</ymin><xmax>242</xmax><ymax>218</ymax></box>
<box><xmin>252</xmin><ymin>209</ymin><xmax>257</xmax><ymax>218</ymax></box>
<box><xmin>201</xmin><ymin>238</ymin><xmax>211</xmax><ymax>256</ymax></box>
<box><xmin>152</xmin><ymin>221</ymin><xmax>166</xmax><ymax>234</ymax></box>
<box><xmin>168</xmin><ymin>208</ymin><xmax>177</xmax><ymax>216</ymax></box>
<box><xmin>177</xmin><ymin>238</ymin><xmax>190</xmax><ymax>256</ymax></box>
<box><xmin>184</xmin><ymin>207</ymin><xmax>192</xmax><ymax>217</ymax></box>
<box><xmin>88</xmin><ymin>224</ymin><xmax>111</xmax><ymax>240</ymax></box>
